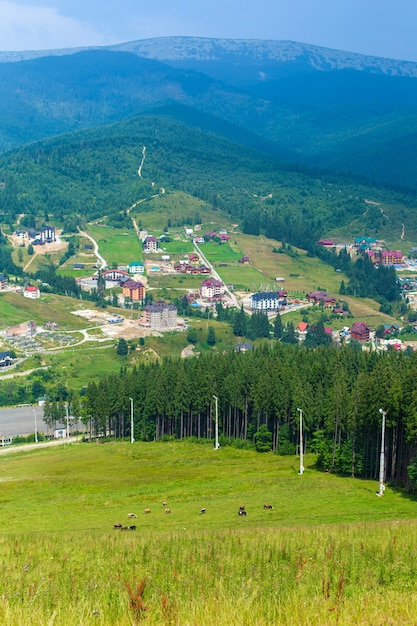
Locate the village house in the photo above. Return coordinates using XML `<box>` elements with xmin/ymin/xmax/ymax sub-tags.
<box><xmin>23</xmin><ymin>285</ymin><xmax>40</xmax><ymax>299</ymax></box>
<box><xmin>306</xmin><ymin>291</ymin><xmax>337</xmax><ymax>308</ymax></box>
<box><xmin>297</xmin><ymin>321</ymin><xmax>309</xmax><ymax>339</ymax></box>
<box><xmin>122</xmin><ymin>279</ymin><xmax>145</xmax><ymax>302</ymax></box>
<box><xmin>234</xmin><ymin>343</ymin><xmax>254</xmax><ymax>353</ymax></box>
<box><xmin>129</xmin><ymin>261</ymin><xmax>145</xmax><ymax>275</ymax></box>
<box><xmin>40</xmin><ymin>225</ymin><xmax>56</xmax><ymax>243</ymax></box>
<box><xmin>143</xmin><ymin>235</ymin><xmax>159</xmax><ymax>253</ymax></box>
<box><xmin>354</xmin><ymin>236</ymin><xmax>378</xmax><ymax>249</ymax></box>
<box><xmin>238</xmin><ymin>256</ymin><xmax>250</xmax><ymax>264</ymax></box>
<box><xmin>350</xmin><ymin>322</ymin><xmax>370</xmax><ymax>342</ymax></box>
<box><xmin>143</xmin><ymin>302</ymin><xmax>177</xmax><ymax>329</ymax></box>
<box><xmin>0</xmin><ymin>352</ymin><xmax>13</xmax><ymax>368</ymax></box>
<box><xmin>200</xmin><ymin>279</ymin><xmax>225</xmax><ymax>300</ymax></box>
<box><xmin>0</xmin><ymin>274</ymin><xmax>7</xmax><ymax>290</ymax></box>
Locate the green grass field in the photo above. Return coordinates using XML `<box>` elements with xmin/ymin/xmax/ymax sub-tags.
<box><xmin>85</xmin><ymin>224</ymin><xmax>142</xmax><ymax>266</ymax></box>
<box><xmin>0</xmin><ymin>441</ymin><xmax>416</xmax><ymax>625</ymax></box>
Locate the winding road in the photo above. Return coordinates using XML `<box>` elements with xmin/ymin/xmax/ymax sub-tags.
<box><xmin>77</xmin><ymin>227</ymin><xmax>107</xmax><ymax>269</ymax></box>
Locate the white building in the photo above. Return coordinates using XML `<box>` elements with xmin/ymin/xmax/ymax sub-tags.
<box><xmin>129</xmin><ymin>261</ymin><xmax>145</xmax><ymax>274</ymax></box>
<box><xmin>23</xmin><ymin>286</ymin><xmax>40</xmax><ymax>299</ymax></box>
<box><xmin>200</xmin><ymin>279</ymin><xmax>225</xmax><ymax>300</ymax></box>
<box><xmin>251</xmin><ymin>292</ymin><xmax>287</xmax><ymax>311</ymax></box>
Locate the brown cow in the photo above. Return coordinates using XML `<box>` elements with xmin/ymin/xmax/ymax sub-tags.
<box><xmin>239</xmin><ymin>505</ymin><xmax>245</xmax><ymax>511</ymax></box>
<box><xmin>114</xmin><ymin>523</ymin><xmax>123</xmax><ymax>529</ymax></box>
<box><xmin>165</xmin><ymin>508</ymin><xmax>171</xmax><ymax>514</ymax></box>
<box><xmin>120</xmin><ymin>526</ymin><xmax>129</xmax><ymax>531</ymax></box>
<box><xmin>144</xmin><ymin>508</ymin><xmax>151</xmax><ymax>514</ymax></box>
<box><xmin>263</xmin><ymin>504</ymin><xmax>273</xmax><ymax>510</ymax></box>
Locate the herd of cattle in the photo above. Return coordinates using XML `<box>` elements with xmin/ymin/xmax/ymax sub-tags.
<box><xmin>113</xmin><ymin>503</ymin><xmax>273</xmax><ymax>529</ymax></box>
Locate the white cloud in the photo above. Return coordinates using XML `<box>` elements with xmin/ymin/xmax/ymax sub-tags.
<box><xmin>0</xmin><ymin>2</ymin><xmax>111</xmax><ymax>51</ymax></box>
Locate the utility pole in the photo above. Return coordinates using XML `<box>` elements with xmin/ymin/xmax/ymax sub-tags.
<box><xmin>378</xmin><ymin>408</ymin><xmax>386</xmax><ymax>496</ymax></box>
<box><xmin>32</xmin><ymin>408</ymin><xmax>38</xmax><ymax>443</ymax></box>
<box><xmin>129</xmin><ymin>397</ymin><xmax>135</xmax><ymax>444</ymax></box>
<box><xmin>297</xmin><ymin>408</ymin><xmax>304</xmax><ymax>475</ymax></box>
<box><xmin>213</xmin><ymin>395</ymin><xmax>219</xmax><ymax>450</ymax></box>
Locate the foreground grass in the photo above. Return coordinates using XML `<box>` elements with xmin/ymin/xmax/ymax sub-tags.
<box><xmin>0</xmin><ymin>441</ymin><xmax>416</xmax><ymax>624</ymax></box>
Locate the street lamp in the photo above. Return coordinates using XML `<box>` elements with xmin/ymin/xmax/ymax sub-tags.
<box><xmin>213</xmin><ymin>395</ymin><xmax>219</xmax><ymax>450</ymax></box>
<box><xmin>297</xmin><ymin>408</ymin><xmax>304</xmax><ymax>475</ymax></box>
<box><xmin>129</xmin><ymin>398</ymin><xmax>135</xmax><ymax>444</ymax></box>
<box><xmin>378</xmin><ymin>408</ymin><xmax>387</xmax><ymax>496</ymax></box>
<box><xmin>32</xmin><ymin>408</ymin><xmax>38</xmax><ymax>443</ymax></box>
<box><xmin>65</xmin><ymin>403</ymin><xmax>70</xmax><ymax>439</ymax></box>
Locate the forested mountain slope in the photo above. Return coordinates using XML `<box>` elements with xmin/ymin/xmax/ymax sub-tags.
<box><xmin>0</xmin><ymin>112</ymin><xmax>416</xmax><ymax>243</ymax></box>
<box><xmin>0</xmin><ymin>40</ymin><xmax>417</xmax><ymax>192</ymax></box>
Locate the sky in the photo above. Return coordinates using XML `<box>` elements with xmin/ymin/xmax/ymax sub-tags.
<box><xmin>0</xmin><ymin>0</ymin><xmax>416</xmax><ymax>62</ymax></box>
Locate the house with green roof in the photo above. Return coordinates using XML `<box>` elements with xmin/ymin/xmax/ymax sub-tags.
<box><xmin>129</xmin><ymin>261</ymin><xmax>145</xmax><ymax>275</ymax></box>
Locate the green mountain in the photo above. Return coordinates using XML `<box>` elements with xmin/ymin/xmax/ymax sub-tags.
<box><xmin>1</xmin><ymin>111</ymin><xmax>416</xmax><ymax>244</ymax></box>
<box><xmin>0</xmin><ymin>38</ymin><xmax>417</xmax><ymax>193</ymax></box>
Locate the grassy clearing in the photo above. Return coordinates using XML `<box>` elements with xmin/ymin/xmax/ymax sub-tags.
<box><xmin>0</xmin><ymin>442</ymin><xmax>416</xmax><ymax>624</ymax></box>
<box><xmin>132</xmin><ymin>191</ymin><xmax>224</xmax><ymax>231</ymax></box>
<box><xmin>0</xmin><ymin>293</ymin><xmax>90</xmax><ymax>331</ymax></box>
<box><xmin>235</xmin><ymin>234</ymin><xmax>345</xmax><ymax>293</ymax></box>
<box><xmin>85</xmin><ymin>224</ymin><xmax>142</xmax><ymax>266</ymax></box>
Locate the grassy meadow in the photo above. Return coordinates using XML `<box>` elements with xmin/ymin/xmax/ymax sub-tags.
<box><xmin>84</xmin><ymin>224</ymin><xmax>142</xmax><ymax>267</ymax></box>
<box><xmin>0</xmin><ymin>441</ymin><xmax>417</xmax><ymax>624</ymax></box>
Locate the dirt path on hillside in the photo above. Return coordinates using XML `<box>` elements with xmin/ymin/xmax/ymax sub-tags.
<box><xmin>77</xmin><ymin>227</ymin><xmax>106</xmax><ymax>269</ymax></box>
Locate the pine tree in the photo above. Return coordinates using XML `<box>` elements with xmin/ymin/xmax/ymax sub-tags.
<box><xmin>207</xmin><ymin>326</ymin><xmax>216</xmax><ymax>346</ymax></box>
<box><xmin>273</xmin><ymin>313</ymin><xmax>283</xmax><ymax>339</ymax></box>
<box><xmin>116</xmin><ymin>338</ymin><xmax>129</xmax><ymax>356</ymax></box>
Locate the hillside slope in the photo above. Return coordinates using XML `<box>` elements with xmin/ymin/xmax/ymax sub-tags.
<box><xmin>0</xmin><ymin>111</ymin><xmax>416</xmax><ymax>243</ymax></box>
<box><xmin>0</xmin><ymin>39</ymin><xmax>417</xmax><ymax>191</ymax></box>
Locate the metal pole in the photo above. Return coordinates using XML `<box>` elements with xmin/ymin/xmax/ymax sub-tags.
<box><xmin>33</xmin><ymin>408</ymin><xmax>38</xmax><ymax>443</ymax></box>
<box><xmin>65</xmin><ymin>403</ymin><xmax>69</xmax><ymax>439</ymax></box>
<box><xmin>378</xmin><ymin>408</ymin><xmax>386</xmax><ymax>496</ymax></box>
<box><xmin>213</xmin><ymin>395</ymin><xmax>219</xmax><ymax>450</ymax></box>
<box><xmin>129</xmin><ymin>397</ymin><xmax>134</xmax><ymax>444</ymax></box>
<box><xmin>297</xmin><ymin>408</ymin><xmax>304</xmax><ymax>474</ymax></box>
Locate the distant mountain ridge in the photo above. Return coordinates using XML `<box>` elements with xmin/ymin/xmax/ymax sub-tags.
<box><xmin>0</xmin><ymin>37</ymin><xmax>417</xmax><ymax>193</ymax></box>
<box><xmin>1</xmin><ymin>37</ymin><xmax>417</xmax><ymax>79</ymax></box>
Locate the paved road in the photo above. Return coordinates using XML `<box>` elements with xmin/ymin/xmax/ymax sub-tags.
<box><xmin>0</xmin><ymin>405</ymin><xmax>45</xmax><ymax>437</ymax></box>
<box><xmin>0</xmin><ymin>436</ymin><xmax>80</xmax><ymax>454</ymax></box>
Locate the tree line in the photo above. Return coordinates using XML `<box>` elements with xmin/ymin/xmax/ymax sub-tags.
<box><xmin>48</xmin><ymin>342</ymin><xmax>417</xmax><ymax>489</ymax></box>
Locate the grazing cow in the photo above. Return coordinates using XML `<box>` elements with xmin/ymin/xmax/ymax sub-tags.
<box><xmin>144</xmin><ymin>508</ymin><xmax>151</xmax><ymax>514</ymax></box>
<box><xmin>128</xmin><ymin>513</ymin><xmax>137</xmax><ymax>518</ymax></box>
<box><xmin>165</xmin><ymin>508</ymin><xmax>171</xmax><ymax>514</ymax></box>
<box><xmin>200</xmin><ymin>508</ymin><xmax>206</xmax><ymax>515</ymax></box>
<box><xmin>239</xmin><ymin>505</ymin><xmax>245</xmax><ymax>511</ymax></box>
<box><xmin>263</xmin><ymin>504</ymin><xmax>273</xmax><ymax>510</ymax></box>
<box><xmin>113</xmin><ymin>523</ymin><xmax>123</xmax><ymax>529</ymax></box>
<box><xmin>238</xmin><ymin>510</ymin><xmax>247</xmax><ymax>516</ymax></box>
<box><xmin>129</xmin><ymin>525</ymin><xmax>136</xmax><ymax>531</ymax></box>
<box><xmin>162</xmin><ymin>501</ymin><xmax>167</xmax><ymax>507</ymax></box>
<box><xmin>120</xmin><ymin>526</ymin><xmax>129</xmax><ymax>531</ymax></box>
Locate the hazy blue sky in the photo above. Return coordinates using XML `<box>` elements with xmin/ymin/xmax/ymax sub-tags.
<box><xmin>0</xmin><ymin>0</ymin><xmax>416</xmax><ymax>61</ymax></box>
